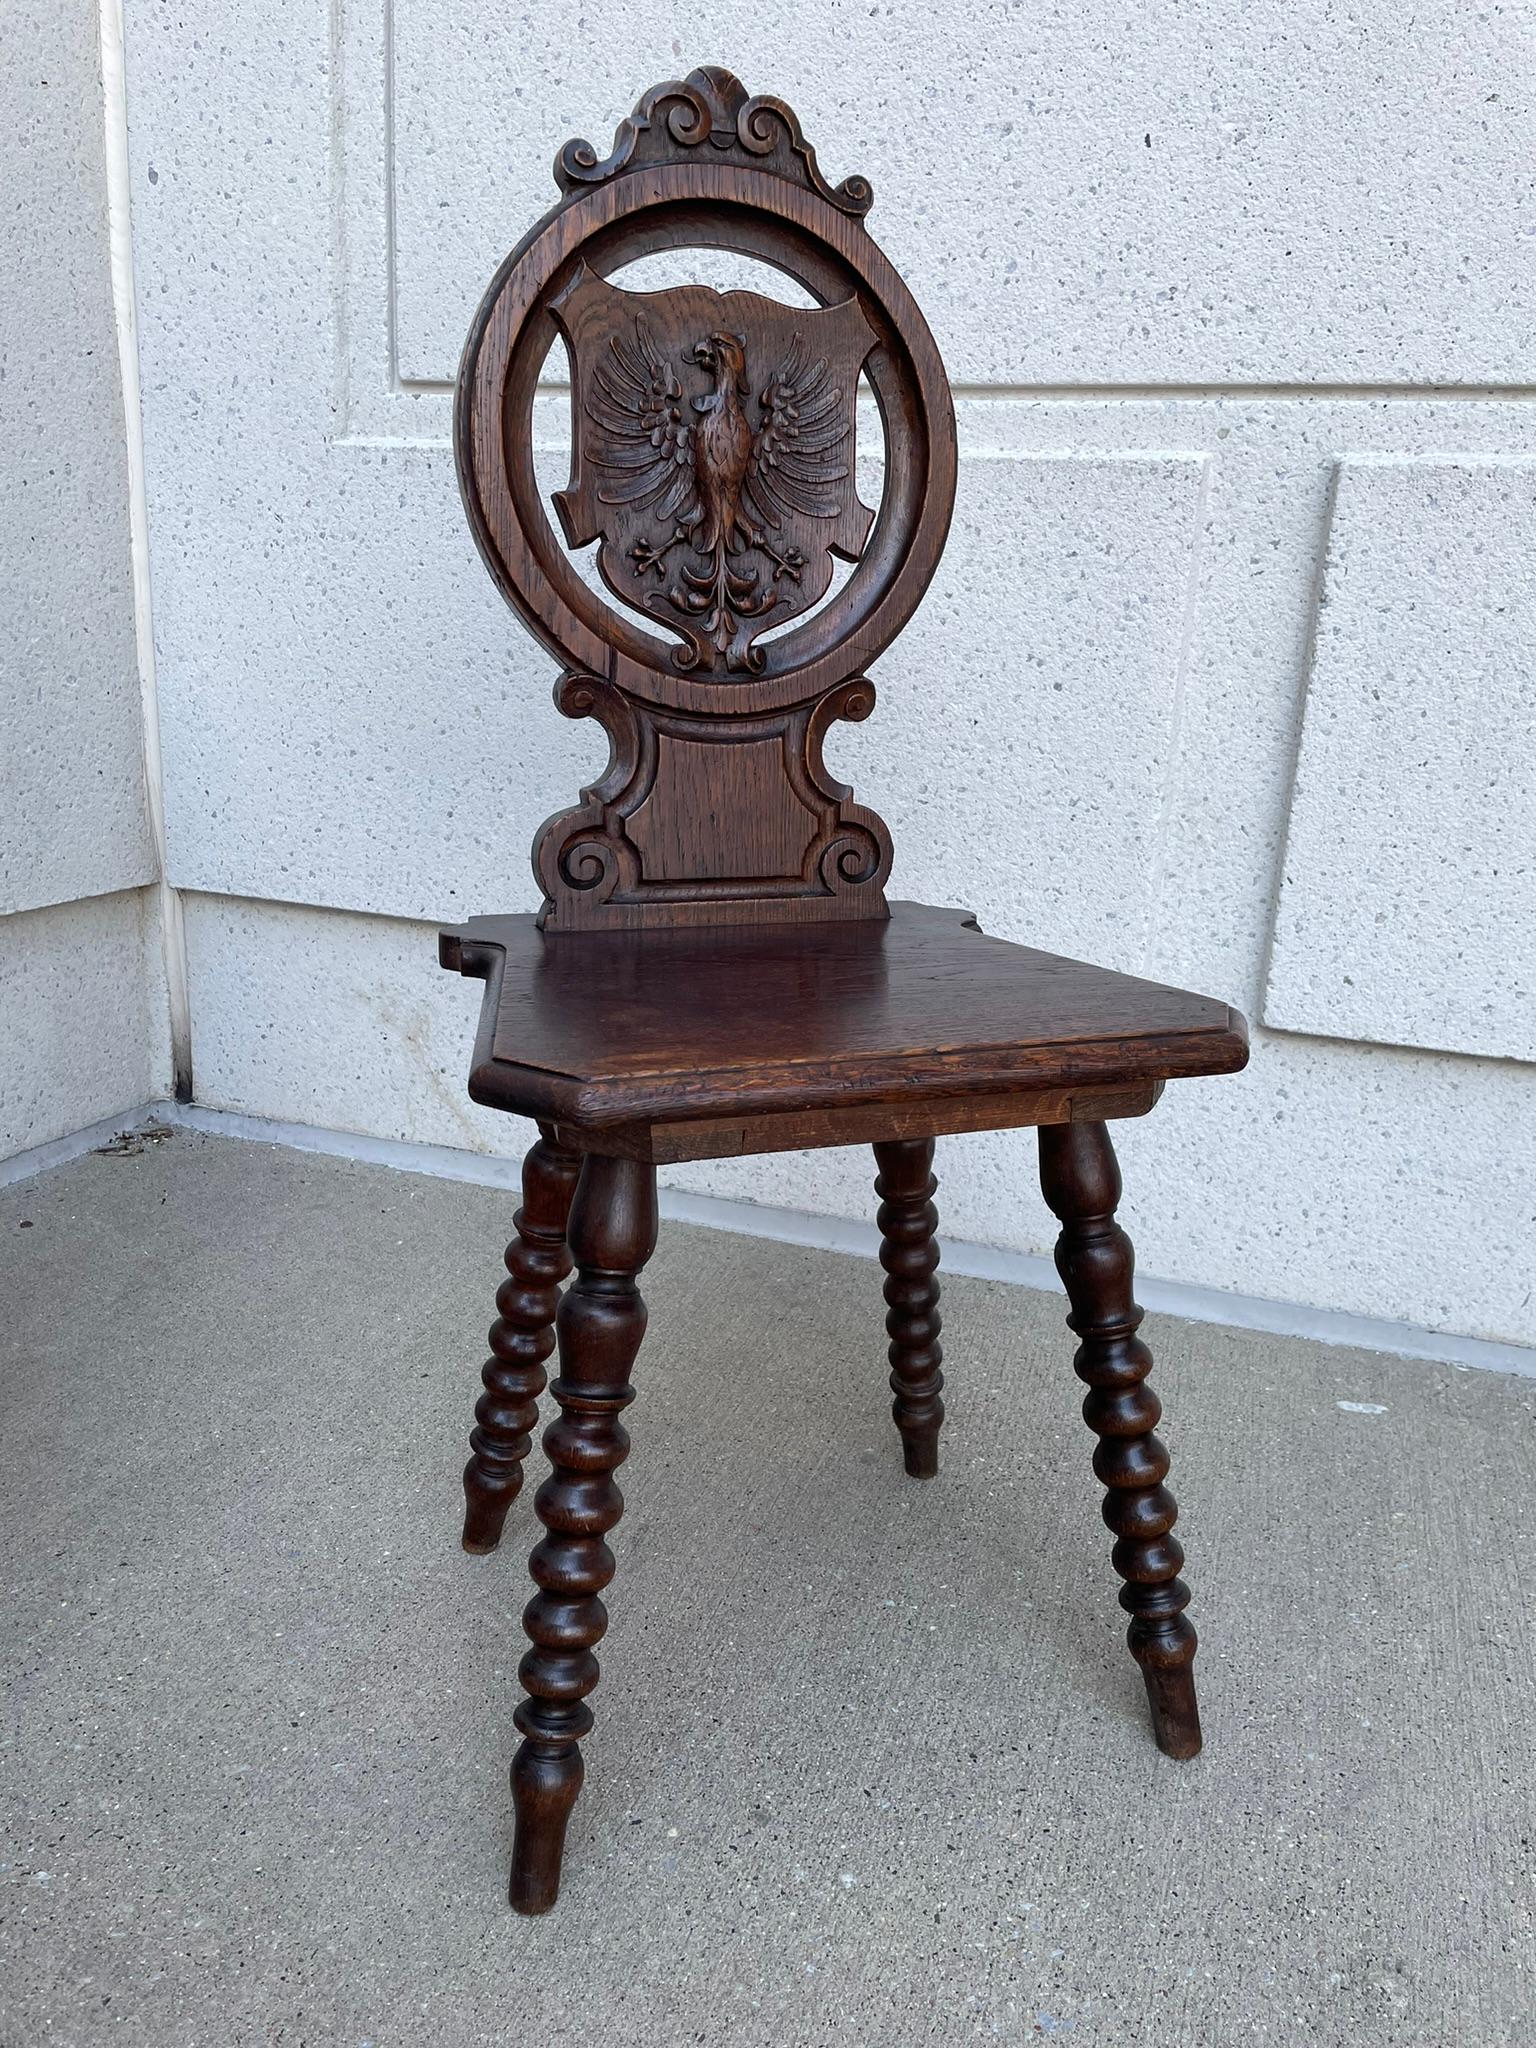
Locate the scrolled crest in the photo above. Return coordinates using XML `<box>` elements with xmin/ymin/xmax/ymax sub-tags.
<box><xmin>554</xmin><ymin>65</ymin><xmax>874</xmax><ymax>217</ymax></box>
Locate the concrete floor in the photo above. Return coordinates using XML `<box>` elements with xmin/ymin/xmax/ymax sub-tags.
<box><xmin>1</xmin><ymin>1129</ymin><xmax>1532</xmax><ymax>2048</ymax></box>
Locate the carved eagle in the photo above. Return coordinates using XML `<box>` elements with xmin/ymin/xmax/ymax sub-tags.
<box><xmin>552</xmin><ymin>269</ymin><xmax>877</xmax><ymax>673</ymax></box>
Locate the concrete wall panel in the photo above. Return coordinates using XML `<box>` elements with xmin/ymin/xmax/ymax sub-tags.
<box><xmin>0</xmin><ymin>4</ymin><xmax>152</xmax><ymax>916</ymax></box>
<box><xmin>0</xmin><ymin>893</ymin><xmax>161</xmax><ymax>1158</ymax></box>
<box><xmin>0</xmin><ymin>5</ymin><xmax>165</xmax><ymax>1162</ymax></box>
<box><xmin>391</xmin><ymin>1</ymin><xmax>1536</xmax><ymax>388</ymax></box>
<box><xmin>1265</xmin><ymin>458</ymin><xmax>1536</xmax><ymax>1063</ymax></box>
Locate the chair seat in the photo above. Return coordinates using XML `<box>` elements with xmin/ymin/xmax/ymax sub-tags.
<box><xmin>440</xmin><ymin>902</ymin><xmax>1248</xmax><ymax>1160</ymax></box>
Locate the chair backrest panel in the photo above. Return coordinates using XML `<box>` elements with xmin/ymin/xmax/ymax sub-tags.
<box><xmin>456</xmin><ymin>67</ymin><xmax>956</xmax><ymax>932</ymax></box>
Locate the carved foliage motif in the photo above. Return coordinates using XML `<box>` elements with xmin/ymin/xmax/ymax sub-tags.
<box><xmin>552</xmin><ymin>268</ymin><xmax>876</xmax><ymax>675</ymax></box>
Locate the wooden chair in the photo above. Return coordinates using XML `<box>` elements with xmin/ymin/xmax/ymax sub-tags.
<box><xmin>439</xmin><ymin>67</ymin><xmax>1248</xmax><ymax>1913</ymax></box>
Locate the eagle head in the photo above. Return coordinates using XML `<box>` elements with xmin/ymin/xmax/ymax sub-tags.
<box><xmin>691</xmin><ymin>331</ymin><xmax>749</xmax><ymax>397</ymax></box>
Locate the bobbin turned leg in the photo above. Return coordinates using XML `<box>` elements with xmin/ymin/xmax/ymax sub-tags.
<box><xmin>1037</xmin><ymin>1121</ymin><xmax>1201</xmax><ymax>1759</ymax></box>
<box><xmin>873</xmin><ymin>1138</ymin><xmax>944</xmax><ymax>1478</ymax></box>
<box><xmin>462</xmin><ymin>1125</ymin><xmax>580</xmax><ymax>1554</ymax></box>
<box><xmin>509</xmin><ymin>1153</ymin><xmax>658</xmax><ymax>1913</ymax></box>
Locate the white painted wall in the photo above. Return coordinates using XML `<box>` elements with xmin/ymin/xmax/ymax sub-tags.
<box><xmin>112</xmin><ymin>3</ymin><xmax>1534</xmax><ymax>1346</ymax></box>
<box><xmin>0</xmin><ymin>5</ymin><xmax>167</xmax><ymax>1155</ymax></box>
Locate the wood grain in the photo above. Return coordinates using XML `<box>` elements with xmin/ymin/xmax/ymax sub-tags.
<box><xmin>1038</xmin><ymin>1120</ymin><xmax>1202</xmax><ymax>1759</ymax></box>
<box><xmin>874</xmin><ymin>1138</ymin><xmax>945</xmax><ymax>1477</ymax></box>
<box><xmin>545</xmin><ymin>1080</ymin><xmax>1165</xmax><ymax>1165</ymax></box>
<box><xmin>461</xmin><ymin>1126</ymin><xmax>579</xmax><ymax>1554</ymax></box>
<box><xmin>440</xmin><ymin>903</ymin><xmax>1248</xmax><ymax>1129</ymax></box>
<box><xmin>509</xmin><ymin>1153</ymin><xmax>658</xmax><ymax>1913</ymax></box>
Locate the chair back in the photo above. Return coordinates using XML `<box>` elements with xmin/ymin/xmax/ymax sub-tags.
<box><xmin>456</xmin><ymin>67</ymin><xmax>956</xmax><ymax>931</ymax></box>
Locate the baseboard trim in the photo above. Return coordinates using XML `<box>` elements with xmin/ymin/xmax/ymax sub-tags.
<box><xmin>0</xmin><ymin>1105</ymin><xmax>167</xmax><ymax>1191</ymax></box>
<box><xmin>6</xmin><ymin>1099</ymin><xmax>1532</xmax><ymax>1381</ymax></box>
<box><xmin>655</xmin><ymin>1189</ymin><xmax>1535</xmax><ymax>1378</ymax></box>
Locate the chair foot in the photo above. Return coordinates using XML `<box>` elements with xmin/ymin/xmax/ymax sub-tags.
<box><xmin>461</xmin><ymin>1126</ymin><xmax>580</xmax><ymax>1554</ymax></box>
<box><xmin>505</xmin><ymin>1153</ymin><xmax>657</xmax><ymax>1911</ymax></box>
<box><xmin>509</xmin><ymin>1736</ymin><xmax>585</xmax><ymax>1913</ymax></box>
<box><xmin>1038</xmin><ymin>1119</ymin><xmax>1203</xmax><ymax>1758</ymax></box>
<box><xmin>1138</xmin><ymin>1629</ymin><xmax>1202</xmax><ymax>1758</ymax></box>
<box><xmin>873</xmin><ymin>1138</ymin><xmax>944</xmax><ymax>1479</ymax></box>
<box><xmin>902</xmin><ymin>1435</ymin><xmax>940</xmax><ymax>1481</ymax></box>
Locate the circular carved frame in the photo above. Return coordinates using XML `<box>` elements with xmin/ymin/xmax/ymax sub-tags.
<box><xmin>456</xmin><ymin>164</ymin><xmax>957</xmax><ymax>716</ymax></box>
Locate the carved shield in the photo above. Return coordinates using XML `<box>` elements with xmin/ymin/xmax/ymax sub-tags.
<box><xmin>551</xmin><ymin>264</ymin><xmax>877</xmax><ymax>674</ymax></box>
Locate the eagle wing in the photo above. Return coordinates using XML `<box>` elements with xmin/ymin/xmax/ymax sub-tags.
<box><xmin>741</xmin><ymin>334</ymin><xmax>855</xmax><ymax>534</ymax></box>
<box><xmin>585</xmin><ymin>321</ymin><xmax>699</xmax><ymax>527</ymax></box>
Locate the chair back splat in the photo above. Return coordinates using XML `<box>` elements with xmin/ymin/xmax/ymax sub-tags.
<box><xmin>454</xmin><ymin>65</ymin><xmax>957</xmax><ymax>932</ymax></box>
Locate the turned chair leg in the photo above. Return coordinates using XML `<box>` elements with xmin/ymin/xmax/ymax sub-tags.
<box><xmin>462</xmin><ymin>1125</ymin><xmax>580</xmax><ymax>1554</ymax></box>
<box><xmin>508</xmin><ymin>1153</ymin><xmax>658</xmax><ymax>1913</ymax></box>
<box><xmin>873</xmin><ymin>1137</ymin><xmax>944</xmax><ymax>1479</ymax></box>
<box><xmin>1037</xmin><ymin>1120</ymin><xmax>1202</xmax><ymax>1759</ymax></box>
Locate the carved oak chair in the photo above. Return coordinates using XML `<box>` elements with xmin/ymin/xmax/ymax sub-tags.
<box><xmin>438</xmin><ymin>67</ymin><xmax>1248</xmax><ymax>1913</ymax></box>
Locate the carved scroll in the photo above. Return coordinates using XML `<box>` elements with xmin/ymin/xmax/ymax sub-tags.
<box><xmin>533</xmin><ymin>672</ymin><xmax>892</xmax><ymax>932</ymax></box>
<box><xmin>554</xmin><ymin>65</ymin><xmax>874</xmax><ymax>217</ymax></box>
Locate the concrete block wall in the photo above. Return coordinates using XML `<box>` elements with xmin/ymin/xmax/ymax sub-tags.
<box><xmin>0</xmin><ymin>7</ymin><xmax>169</xmax><ymax>1157</ymax></box>
<box><xmin>12</xmin><ymin>3</ymin><xmax>1531</xmax><ymax>1350</ymax></box>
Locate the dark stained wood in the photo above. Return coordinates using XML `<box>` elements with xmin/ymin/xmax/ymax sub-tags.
<box><xmin>873</xmin><ymin>1138</ymin><xmax>944</xmax><ymax>1477</ymax></box>
<box><xmin>510</xmin><ymin>1153</ymin><xmax>658</xmax><ymax>1913</ymax></box>
<box><xmin>461</xmin><ymin>1125</ymin><xmax>580</xmax><ymax>1554</ymax></box>
<box><xmin>546</xmin><ymin>1078</ymin><xmax>1165</xmax><ymax>1166</ymax></box>
<box><xmin>439</xmin><ymin>904</ymin><xmax>1248</xmax><ymax>1132</ymax></box>
<box><xmin>454</xmin><ymin>63</ymin><xmax>955</xmax><ymax>931</ymax></box>
<box><xmin>551</xmin><ymin>271</ymin><xmax>877</xmax><ymax>673</ymax></box>
<box><xmin>1037</xmin><ymin>1121</ymin><xmax>1202</xmax><ymax>1759</ymax></box>
<box><xmin>438</xmin><ymin>68</ymin><xmax>1249</xmax><ymax>1913</ymax></box>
